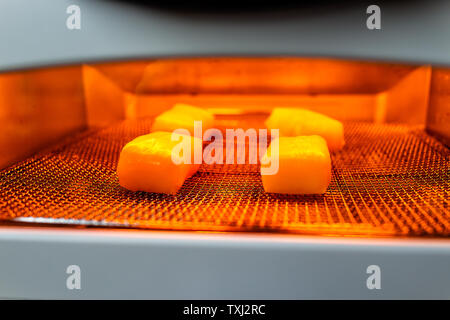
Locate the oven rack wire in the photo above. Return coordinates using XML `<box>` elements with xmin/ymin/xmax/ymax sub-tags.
<box><xmin>0</xmin><ymin>116</ymin><xmax>449</xmax><ymax>237</ymax></box>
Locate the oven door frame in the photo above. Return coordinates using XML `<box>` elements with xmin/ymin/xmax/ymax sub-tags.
<box><xmin>0</xmin><ymin>226</ymin><xmax>449</xmax><ymax>299</ymax></box>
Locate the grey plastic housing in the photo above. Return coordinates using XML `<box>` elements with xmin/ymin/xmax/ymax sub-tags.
<box><xmin>1</xmin><ymin>0</ymin><xmax>450</xmax><ymax>72</ymax></box>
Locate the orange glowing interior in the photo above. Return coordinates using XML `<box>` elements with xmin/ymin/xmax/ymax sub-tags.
<box><xmin>0</xmin><ymin>57</ymin><xmax>447</xmax><ymax>237</ymax></box>
<box><xmin>83</xmin><ymin>58</ymin><xmax>431</xmax><ymax>126</ymax></box>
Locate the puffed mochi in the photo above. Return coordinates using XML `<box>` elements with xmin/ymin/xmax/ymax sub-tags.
<box><xmin>261</xmin><ymin>135</ymin><xmax>331</xmax><ymax>194</ymax></box>
<box><xmin>265</xmin><ymin>108</ymin><xmax>345</xmax><ymax>151</ymax></box>
<box><xmin>117</xmin><ymin>131</ymin><xmax>201</xmax><ymax>194</ymax></box>
<box><xmin>151</xmin><ymin>103</ymin><xmax>215</xmax><ymax>136</ymax></box>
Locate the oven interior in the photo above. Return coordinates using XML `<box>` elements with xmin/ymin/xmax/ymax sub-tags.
<box><xmin>0</xmin><ymin>58</ymin><xmax>448</xmax><ymax>237</ymax></box>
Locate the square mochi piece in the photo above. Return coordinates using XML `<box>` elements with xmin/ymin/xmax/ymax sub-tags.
<box><xmin>261</xmin><ymin>135</ymin><xmax>331</xmax><ymax>194</ymax></box>
<box><xmin>151</xmin><ymin>103</ymin><xmax>215</xmax><ymax>136</ymax></box>
<box><xmin>117</xmin><ymin>131</ymin><xmax>201</xmax><ymax>194</ymax></box>
<box><xmin>265</xmin><ymin>108</ymin><xmax>345</xmax><ymax>151</ymax></box>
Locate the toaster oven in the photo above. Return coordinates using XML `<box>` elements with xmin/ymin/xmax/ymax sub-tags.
<box><xmin>0</xmin><ymin>0</ymin><xmax>449</xmax><ymax>300</ymax></box>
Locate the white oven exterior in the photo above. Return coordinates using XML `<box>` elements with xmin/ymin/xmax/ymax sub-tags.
<box><xmin>0</xmin><ymin>227</ymin><xmax>449</xmax><ymax>299</ymax></box>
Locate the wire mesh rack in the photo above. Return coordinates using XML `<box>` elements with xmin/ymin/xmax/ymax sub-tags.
<box><xmin>0</xmin><ymin>115</ymin><xmax>449</xmax><ymax>237</ymax></box>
